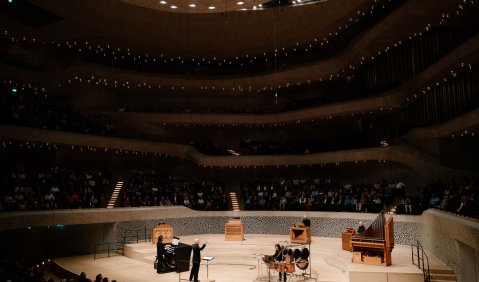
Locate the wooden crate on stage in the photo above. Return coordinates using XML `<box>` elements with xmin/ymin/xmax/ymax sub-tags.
<box><xmin>352</xmin><ymin>252</ymin><xmax>362</xmax><ymax>263</ymax></box>
<box><xmin>363</xmin><ymin>255</ymin><xmax>384</xmax><ymax>265</ymax></box>
<box><xmin>290</xmin><ymin>224</ymin><xmax>311</xmax><ymax>244</ymax></box>
<box><xmin>224</xmin><ymin>219</ymin><xmax>244</xmax><ymax>241</ymax></box>
<box><xmin>152</xmin><ymin>224</ymin><xmax>173</xmax><ymax>244</ymax></box>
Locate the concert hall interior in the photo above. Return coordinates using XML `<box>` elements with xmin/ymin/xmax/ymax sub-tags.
<box><xmin>0</xmin><ymin>0</ymin><xmax>479</xmax><ymax>282</ymax></box>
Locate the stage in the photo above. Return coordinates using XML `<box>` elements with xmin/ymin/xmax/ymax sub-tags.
<box><xmin>53</xmin><ymin>234</ymin><xmax>450</xmax><ymax>282</ymax></box>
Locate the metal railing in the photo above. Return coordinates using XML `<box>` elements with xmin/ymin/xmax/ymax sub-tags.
<box><xmin>133</xmin><ymin>226</ymin><xmax>148</xmax><ymax>243</ymax></box>
<box><xmin>411</xmin><ymin>240</ymin><xmax>430</xmax><ymax>282</ymax></box>
<box><xmin>94</xmin><ymin>242</ymin><xmax>120</xmax><ymax>260</ymax></box>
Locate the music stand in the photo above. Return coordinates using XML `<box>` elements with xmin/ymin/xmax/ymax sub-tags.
<box><xmin>202</xmin><ymin>256</ymin><xmax>215</xmax><ymax>281</ymax></box>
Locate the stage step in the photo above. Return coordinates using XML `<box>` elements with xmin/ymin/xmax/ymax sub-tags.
<box><xmin>429</xmin><ymin>268</ymin><xmax>457</xmax><ymax>282</ymax></box>
<box><xmin>430</xmin><ymin>268</ymin><xmax>455</xmax><ymax>275</ymax></box>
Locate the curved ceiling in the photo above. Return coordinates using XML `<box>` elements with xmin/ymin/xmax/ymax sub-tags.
<box><xmin>120</xmin><ymin>0</ymin><xmax>271</xmax><ymax>14</ymax></box>
<box><xmin>26</xmin><ymin>0</ymin><xmax>370</xmax><ymax>58</ymax></box>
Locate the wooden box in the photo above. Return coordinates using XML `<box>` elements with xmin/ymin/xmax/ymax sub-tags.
<box><xmin>352</xmin><ymin>252</ymin><xmax>362</xmax><ymax>263</ymax></box>
<box><xmin>363</xmin><ymin>255</ymin><xmax>384</xmax><ymax>265</ymax></box>
<box><xmin>225</xmin><ymin>219</ymin><xmax>244</xmax><ymax>241</ymax></box>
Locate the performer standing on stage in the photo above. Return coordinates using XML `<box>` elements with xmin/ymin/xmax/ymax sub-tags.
<box><xmin>357</xmin><ymin>221</ymin><xmax>366</xmax><ymax>233</ymax></box>
<box><xmin>156</xmin><ymin>235</ymin><xmax>165</xmax><ymax>273</ymax></box>
<box><xmin>302</xmin><ymin>215</ymin><xmax>311</xmax><ymax>227</ymax></box>
<box><xmin>272</xmin><ymin>244</ymin><xmax>287</xmax><ymax>282</ymax></box>
<box><xmin>189</xmin><ymin>238</ymin><xmax>207</xmax><ymax>282</ymax></box>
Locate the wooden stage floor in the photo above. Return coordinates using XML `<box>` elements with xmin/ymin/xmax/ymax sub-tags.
<box><xmin>54</xmin><ymin>234</ymin><xmax>450</xmax><ymax>282</ymax></box>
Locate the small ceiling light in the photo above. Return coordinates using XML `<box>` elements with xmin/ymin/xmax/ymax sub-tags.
<box><xmin>208</xmin><ymin>5</ymin><xmax>215</xmax><ymax>9</ymax></box>
<box><xmin>189</xmin><ymin>3</ymin><xmax>196</xmax><ymax>7</ymax></box>
<box><xmin>159</xmin><ymin>0</ymin><xmax>167</xmax><ymax>4</ymax></box>
<box><xmin>170</xmin><ymin>4</ymin><xmax>177</xmax><ymax>8</ymax></box>
<box><xmin>258</xmin><ymin>4</ymin><xmax>262</xmax><ymax>7</ymax></box>
<box><xmin>236</xmin><ymin>1</ymin><xmax>244</xmax><ymax>5</ymax></box>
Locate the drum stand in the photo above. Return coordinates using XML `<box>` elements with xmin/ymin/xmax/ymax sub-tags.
<box><xmin>300</xmin><ymin>243</ymin><xmax>314</xmax><ymax>281</ymax></box>
<box><xmin>254</xmin><ymin>254</ymin><xmax>269</xmax><ymax>281</ymax></box>
<box><xmin>279</xmin><ymin>261</ymin><xmax>286</xmax><ymax>282</ymax></box>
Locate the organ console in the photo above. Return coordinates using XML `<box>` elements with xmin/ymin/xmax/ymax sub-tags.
<box><xmin>350</xmin><ymin>211</ymin><xmax>394</xmax><ymax>266</ymax></box>
<box><xmin>161</xmin><ymin>242</ymin><xmax>192</xmax><ymax>273</ymax></box>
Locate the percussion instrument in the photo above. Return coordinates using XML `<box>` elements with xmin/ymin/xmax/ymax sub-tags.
<box><xmin>262</xmin><ymin>255</ymin><xmax>274</xmax><ymax>263</ymax></box>
<box><xmin>295</xmin><ymin>258</ymin><xmax>309</xmax><ymax>270</ymax></box>
<box><xmin>300</xmin><ymin>247</ymin><xmax>310</xmax><ymax>260</ymax></box>
<box><xmin>268</xmin><ymin>262</ymin><xmax>295</xmax><ymax>273</ymax></box>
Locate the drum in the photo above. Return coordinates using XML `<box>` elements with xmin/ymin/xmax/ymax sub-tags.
<box><xmin>300</xmin><ymin>247</ymin><xmax>310</xmax><ymax>260</ymax></box>
<box><xmin>262</xmin><ymin>255</ymin><xmax>274</xmax><ymax>263</ymax></box>
<box><xmin>276</xmin><ymin>263</ymin><xmax>295</xmax><ymax>273</ymax></box>
<box><xmin>296</xmin><ymin>258</ymin><xmax>309</xmax><ymax>270</ymax></box>
<box><xmin>293</xmin><ymin>249</ymin><xmax>301</xmax><ymax>260</ymax></box>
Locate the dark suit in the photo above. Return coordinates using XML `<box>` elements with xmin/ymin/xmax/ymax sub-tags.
<box><xmin>156</xmin><ymin>241</ymin><xmax>166</xmax><ymax>273</ymax></box>
<box><xmin>273</xmin><ymin>248</ymin><xmax>286</xmax><ymax>281</ymax></box>
<box><xmin>357</xmin><ymin>225</ymin><xmax>365</xmax><ymax>233</ymax></box>
<box><xmin>302</xmin><ymin>218</ymin><xmax>311</xmax><ymax>227</ymax></box>
<box><xmin>189</xmin><ymin>243</ymin><xmax>206</xmax><ymax>282</ymax></box>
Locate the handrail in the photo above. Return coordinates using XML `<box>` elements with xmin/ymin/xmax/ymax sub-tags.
<box><xmin>93</xmin><ymin>242</ymin><xmax>120</xmax><ymax>260</ymax></box>
<box><xmin>135</xmin><ymin>226</ymin><xmax>148</xmax><ymax>243</ymax></box>
<box><xmin>411</xmin><ymin>240</ymin><xmax>430</xmax><ymax>282</ymax></box>
<box><xmin>117</xmin><ymin>226</ymin><xmax>149</xmax><ymax>249</ymax></box>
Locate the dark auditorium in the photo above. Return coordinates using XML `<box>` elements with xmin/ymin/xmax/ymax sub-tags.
<box><xmin>0</xmin><ymin>0</ymin><xmax>478</xmax><ymax>282</ymax></box>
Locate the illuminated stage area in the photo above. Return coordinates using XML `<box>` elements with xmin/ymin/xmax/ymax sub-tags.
<box><xmin>53</xmin><ymin>234</ymin><xmax>450</xmax><ymax>282</ymax></box>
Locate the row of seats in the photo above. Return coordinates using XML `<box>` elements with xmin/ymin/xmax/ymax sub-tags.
<box><xmin>241</xmin><ymin>178</ymin><xmax>478</xmax><ymax>218</ymax></box>
<box><xmin>0</xmin><ymin>164</ymin><xmax>111</xmax><ymax>211</ymax></box>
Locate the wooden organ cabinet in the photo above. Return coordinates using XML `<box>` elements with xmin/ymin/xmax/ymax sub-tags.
<box><xmin>350</xmin><ymin>212</ymin><xmax>394</xmax><ymax>266</ymax></box>
<box><xmin>152</xmin><ymin>223</ymin><xmax>174</xmax><ymax>244</ymax></box>
<box><xmin>341</xmin><ymin>228</ymin><xmax>356</xmax><ymax>251</ymax></box>
<box><xmin>224</xmin><ymin>218</ymin><xmax>244</xmax><ymax>241</ymax></box>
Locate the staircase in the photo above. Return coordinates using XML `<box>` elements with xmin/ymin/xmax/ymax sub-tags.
<box><xmin>229</xmin><ymin>192</ymin><xmax>240</xmax><ymax>211</ymax></box>
<box><xmin>429</xmin><ymin>268</ymin><xmax>457</xmax><ymax>282</ymax></box>
<box><xmin>107</xmin><ymin>181</ymin><xmax>123</xmax><ymax>208</ymax></box>
<box><xmin>386</xmin><ymin>204</ymin><xmax>397</xmax><ymax>214</ymax></box>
